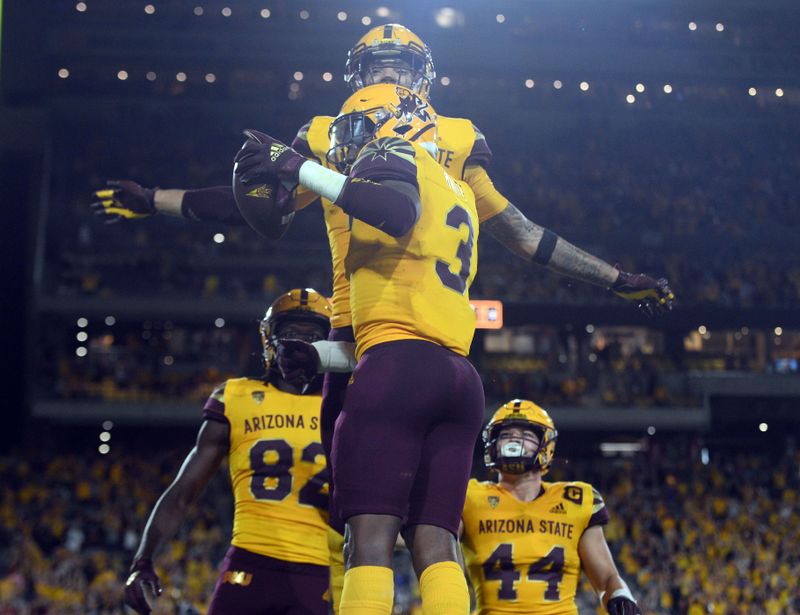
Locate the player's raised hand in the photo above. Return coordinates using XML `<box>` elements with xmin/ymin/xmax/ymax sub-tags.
<box><xmin>611</xmin><ymin>266</ymin><xmax>674</xmax><ymax>316</ymax></box>
<box><xmin>90</xmin><ymin>180</ymin><xmax>156</xmax><ymax>224</ymax></box>
<box><xmin>606</xmin><ymin>595</ymin><xmax>642</xmax><ymax>615</ymax></box>
<box><xmin>276</xmin><ymin>339</ymin><xmax>320</xmax><ymax>388</ymax></box>
<box><xmin>124</xmin><ymin>558</ymin><xmax>162</xmax><ymax>615</ymax></box>
<box><xmin>233</xmin><ymin>129</ymin><xmax>307</xmax><ymax>185</ymax></box>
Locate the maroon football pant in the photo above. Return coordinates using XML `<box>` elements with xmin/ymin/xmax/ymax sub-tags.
<box><xmin>331</xmin><ymin>339</ymin><xmax>485</xmax><ymax>535</ymax></box>
<box><xmin>207</xmin><ymin>546</ymin><xmax>328</xmax><ymax>615</ymax></box>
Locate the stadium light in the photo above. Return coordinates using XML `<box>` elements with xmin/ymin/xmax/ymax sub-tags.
<box><xmin>58</xmin><ymin>68</ymin><xmax>70</xmax><ymax>79</ymax></box>
<box><xmin>144</xmin><ymin>4</ymin><xmax>155</xmax><ymax>15</ymax></box>
<box><xmin>76</xmin><ymin>2</ymin><xmax>87</xmax><ymax>12</ymax></box>
<box><xmin>99</xmin><ymin>444</ymin><xmax>110</xmax><ymax>455</ymax></box>
<box><xmin>775</xmin><ymin>88</ymin><xmax>784</xmax><ymax>97</ymax></box>
<box><xmin>176</xmin><ymin>72</ymin><xmax>187</xmax><ymax>82</ymax></box>
<box><xmin>553</xmin><ymin>80</ymin><xmax>563</xmax><ymax>90</ymax></box>
<box><xmin>221</xmin><ymin>7</ymin><xmax>232</xmax><ymax>17</ymax></box>
<box><xmin>688</xmin><ymin>21</ymin><xmax>697</xmax><ymax>31</ymax></box>
<box><xmin>163</xmin><ymin>355</ymin><xmax>175</xmax><ymax>366</ymax></box>
<box><xmin>635</xmin><ymin>83</ymin><xmax>645</xmax><ymax>93</ymax></box>
<box><xmin>600</xmin><ymin>442</ymin><xmax>642</xmax><ymax>455</ymax></box>
<box><xmin>759</xmin><ymin>422</ymin><xmax>768</xmax><ymax>432</ymax></box>
<box><xmin>701</xmin><ymin>448</ymin><xmax>709</xmax><ymax>465</ymax></box>
<box><xmin>698</xmin><ymin>325</ymin><xmax>707</xmax><ymax>335</ymax></box>
<box><xmin>376</xmin><ymin>7</ymin><xmax>390</xmax><ymax>18</ymax></box>
<box><xmin>213</xmin><ymin>233</ymin><xmax>225</xmax><ymax>243</ymax></box>
<box><xmin>585</xmin><ymin>324</ymin><xmax>595</xmax><ymax>333</ymax></box>
<box><xmin>76</xmin><ymin>331</ymin><xmax>88</xmax><ymax>342</ymax></box>
<box><xmin>647</xmin><ymin>426</ymin><xmax>656</xmax><ymax>436</ymax></box>
<box><xmin>299</xmin><ymin>10</ymin><xmax>310</xmax><ymax>20</ymax></box>
<box><xmin>260</xmin><ymin>9</ymin><xmax>270</xmax><ymax>19</ymax></box>
<box><xmin>361</xmin><ymin>16</ymin><xmax>372</xmax><ymax>25</ymax></box>
<box><xmin>774</xmin><ymin>326</ymin><xmax>783</xmax><ymax>336</ymax></box>
<box><xmin>194</xmin><ymin>6</ymin><xmax>204</xmax><ymax>16</ymax></box>
<box><xmin>103</xmin><ymin>420</ymin><xmax>114</xmax><ymax>430</ymax></box>
<box><xmin>105</xmin><ymin>316</ymin><xmax>116</xmax><ymax>326</ymax></box>
<box><xmin>294</xmin><ymin>71</ymin><xmax>304</xmax><ymax>81</ymax></box>
<box><xmin>580</xmin><ymin>81</ymin><xmax>590</xmax><ymax>91</ymax></box>
<box><xmin>117</xmin><ymin>70</ymin><xmax>129</xmax><ymax>81</ymax></box>
<box><xmin>205</xmin><ymin>73</ymin><xmax>216</xmax><ymax>83</ymax></box>
<box><xmin>76</xmin><ymin>347</ymin><xmax>88</xmax><ymax>357</ymax></box>
<box><xmin>716</xmin><ymin>23</ymin><xmax>724</xmax><ymax>32</ymax></box>
<box><xmin>100</xmin><ymin>431</ymin><xmax>111</xmax><ymax>442</ymax></box>
<box><xmin>440</xmin><ymin>76</ymin><xmax>451</xmax><ymax>86</ymax></box>
<box><xmin>525</xmin><ymin>79</ymin><xmax>534</xmax><ymax>89</ymax></box>
<box><xmin>146</xmin><ymin>71</ymin><xmax>157</xmax><ymax>81</ymax></box>
<box><xmin>496</xmin><ymin>14</ymin><xmax>506</xmax><ymax>24</ymax></box>
<box><xmin>323</xmin><ymin>72</ymin><xmax>333</xmax><ymax>82</ymax></box>
<box><xmin>77</xmin><ymin>317</ymin><xmax>88</xmax><ymax>328</ymax></box>
<box><xmin>337</xmin><ymin>11</ymin><xmax>347</xmax><ymax>21</ymax></box>
<box><xmin>626</xmin><ymin>94</ymin><xmax>635</xmax><ymax>104</ymax></box>
<box><xmin>215</xmin><ymin>318</ymin><xmax>226</xmax><ymax>328</ymax></box>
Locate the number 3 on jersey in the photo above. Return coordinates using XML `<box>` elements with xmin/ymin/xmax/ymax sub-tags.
<box><xmin>248</xmin><ymin>439</ymin><xmax>328</xmax><ymax>509</ymax></box>
<box><xmin>436</xmin><ymin>204</ymin><xmax>475</xmax><ymax>293</ymax></box>
<box><xmin>483</xmin><ymin>543</ymin><xmax>565</xmax><ymax>601</ymax></box>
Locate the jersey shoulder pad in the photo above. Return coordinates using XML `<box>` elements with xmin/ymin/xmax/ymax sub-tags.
<box><xmin>466</xmin><ymin>123</ymin><xmax>492</xmax><ymax>168</ymax></box>
<box><xmin>350</xmin><ymin>137</ymin><xmax>418</xmax><ymax>185</ymax></box>
<box><xmin>587</xmin><ymin>484</ymin><xmax>609</xmax><ymax>527</ymax></box>
<box><xmin>291</xmin><ymin>116</ymin><xmax>334</xmax><ymax>162</ymax></box>
<box><xmin>202</xmin><ymin>381</ymin><xmax>230</xmax><ymax>424</ymax></box>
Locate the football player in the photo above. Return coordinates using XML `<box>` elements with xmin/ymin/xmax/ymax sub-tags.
<box><xmin>233</xmin><ymin>83</ymin><xmax>485</xmax><ymax>615</ymax></box>
<box><xmin>124</xmin><ymin>289</ymin><xmax>333</xmax><ymax>615</ymax></box>
<box><xmin>461</xmin><ymin>400</ymin><xmax>641</xmax><ymax>615</ymax></box>
<box><xmin>93</xmin><ymin>22</ymin><xmax>673</xmax><ymax>612</ymax></box>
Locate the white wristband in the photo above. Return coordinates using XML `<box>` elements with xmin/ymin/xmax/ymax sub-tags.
<box><xmin>298</xmin><ymin>160</ymin><xmax>347</xmax><ymax>203</ymax></box>
<box><xmin>311</xmin><ymin>341</ymin><xmax>357</xmax><ymax>373</ymax></box>
<box><xmin>153</xmin><ymin>189</ymin><xmax>186</xmax><ymax>217</ymax></box>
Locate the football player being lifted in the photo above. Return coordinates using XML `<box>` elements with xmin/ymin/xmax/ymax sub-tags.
<box><xmin>461</xmin><ymin>400</ymin><xmax>641</xmax><ymax>615</ymax></box>
<box><xmin>93</xmin><ymin>22</ymin><xmax>674</xmax><ymax>611</ymax></box>
<box><xmin>235</xmin><ymin>83</ymin><xmax>486</xmax><ymax>615</ymax></box>
<box><xmin>124</xmin><ymin>289</ymin><xmax>334</xmax><ymax>615</ymax></box>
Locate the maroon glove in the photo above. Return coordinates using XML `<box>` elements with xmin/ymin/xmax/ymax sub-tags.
<box><xmin>276</xmin><ymin>339</ymin><xmax>320</xmax><ymax>388</ymax></box>
<box><xmin>611</xmin><ymin>266</ymin><xmax>675</xmax><ymax>316</ymax></box>
<box><xmin>607</xmin><ymin>596</ymin><xmax>642</xmax><ymax>615</ymax></box>
<box><xmin>233</xmin><ymin>129</ymin><xmax>307</xmax><ymax>186</ymax></box>
<box><xmin>124</xmin><ymin>558</ymin><xmax>162</xmax><ymax>615</ymax></box>
<box><xmin>90</xmin><ymin>180</ymin><xmax>156</xmax><ymax>224</ymax></box>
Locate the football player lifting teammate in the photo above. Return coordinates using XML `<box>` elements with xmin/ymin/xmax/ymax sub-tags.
<box><xmin>124</xmin><ymin>289</ymin><xmax>333</xmax><ymax>615</ymax></box>
<box><xmin>461</xmin><ymin>400</ymin><xmax>641</xmax><ymax>615</ymax></box>
<box><xmin>234</xmin><ymin>83</ymin><xmax>486</xmax><ymax>615</ymax></box>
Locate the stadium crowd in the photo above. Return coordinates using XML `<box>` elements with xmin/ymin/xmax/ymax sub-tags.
<box><xmin>44</xmin><ymin>111</ymin><xmax>800</xmax><ymax>309</ymax></box>
<box><xmin>1</xmin><ymin>436</ymin><xmax>797</xmax><ymax>614</ymax></box>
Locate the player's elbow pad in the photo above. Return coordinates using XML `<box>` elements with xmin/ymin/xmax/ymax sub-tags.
<box><xmin>337</xmin><ymin>177</ymin><xmax>419</xmax><ymax>237</ymax></box>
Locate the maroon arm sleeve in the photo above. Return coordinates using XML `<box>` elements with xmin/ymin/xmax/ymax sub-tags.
<box><xmin>181</xmin><ymin>186</ymin><xmax>246</xmax><ymax>225</ymax></box>
<box><xmin>337</xmin><ymin>137</ymin><xmax>420</xmax><ymax>237</ymax></box>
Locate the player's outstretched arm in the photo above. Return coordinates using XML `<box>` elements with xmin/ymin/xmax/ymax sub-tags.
<box><xmin>124</xmin><ymin>419</ymin><xmax>229</xmax><ymax>614</ymax></box>
<box><xmin>578</xmin><ymin>526</ymin><xmax>642</xmax><ymax>615</ymax></box>
<box><xmin>91</xmin><ymin>179</ymin><xmax>249</xmax><ymax>226</ymax></box>
<box><xmin>480</xmin><ymin>201</ymin><xmax>674</xmax><ymax>314</ymax></box>
<box><xmin>235</xmin><ymin>131</ymin><xmax>420</xmax><ymax>237</ymax></box>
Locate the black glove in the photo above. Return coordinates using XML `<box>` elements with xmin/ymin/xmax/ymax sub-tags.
<box><xmin>233</xmin><ymin>129</ymin><xmax>307</xmax><ymax>186</ymax></box>
<box><xmin>90</xmin><ymin>180</ymin><xmax>156</xmax><ymax>224</ymax></box>
<box><xmin>611</xmin><ymin>265</ymin><xmax>674</xmax><ymax>316</ymax></box>
<box><xmin>124</xmin><ymin>558</ymin><xmax>162</xmax><ymax>615</ymax></box>
<box><xmin>607</xmin><ymin>595</ymin><xmax>642</xmax><ymax>615</ymax></box>
<box><xmin>276</xmin><ymin>339</ymin><xmax>320</xmax><ymax>388</ymax></box>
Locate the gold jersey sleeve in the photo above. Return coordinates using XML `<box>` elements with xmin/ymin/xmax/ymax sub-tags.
<box><xmin>293</xmin><ymin>116</ymin><xmax>353</xmax><ymax>329</ymax></box>
<box><xmin>221</xmin><ymin>378</ymin><xmax>329</xmax><ymax>566</ymax></box>
<box><xmin>461</xmin><ymin>479</ymin><xmax>604</xmax><ymax>615</ymax></box>
<box><xmin>436</xmin><ymin>117</ymin><xmax>506</xmax><ymax>222</ymax></box>
<box><xmin>345</xmin><ymin>137</ymin><xmax>479</xmax><ymax>358</ymax></box>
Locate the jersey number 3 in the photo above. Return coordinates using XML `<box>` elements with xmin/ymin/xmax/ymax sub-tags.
<box><xmin>248</xmin><ymin>439</ymin><xmax>328</xmax><ymax>510</ymax></box>
<box><xmin>483</xmin><ymin>543</ymin><xmax>565</xmax><ymax>601</ymax></box>
<box><xmin>436</xmin><ymin>205</ymin><xmax>474</xmax><ymax>294</ymax></box>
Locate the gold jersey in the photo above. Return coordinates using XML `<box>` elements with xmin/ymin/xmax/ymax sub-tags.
<box><xmin>203</xmin><ymin>378</ymin><xmax>329</xmax><ymax>566</ymax></box>
<box><xmin>461</xmin><ymin>479</ymin><xmax>609</xmax><ymax>615</ymax></box>
<box><xmin>344</xmin><ymin>137</ymin><xmax>479</xmax><ymax>358</ymax></box>
<box><xmin>293</xmin><ymin>115</ymin><xmax>503</xmax><ymax>330</ymax></box>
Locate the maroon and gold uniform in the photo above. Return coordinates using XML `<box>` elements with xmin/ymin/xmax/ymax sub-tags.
<box><xmin>292</xmin><ymin>114</ymin><xmax>504</xmax><ymax>329</ymax></box>
<box><xmin>203</xmin><ymin>377</ymin><xmax>329</xmax><ymax>566</ymax></box>
<box><xmin>461</xmin><ymin>480</ymin><xmax>609</xmax><ymax>615</ymax></box>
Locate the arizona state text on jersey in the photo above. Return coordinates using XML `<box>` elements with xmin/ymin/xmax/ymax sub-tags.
<box><xmin>203</xmin><ymin>378</ymin><xmax>329</xmax><ymax>566</ymax></box>
<box><xmin>462</xmin><ymin>479</ymin><xmax>609</xmax><ymax>615</ymax></box>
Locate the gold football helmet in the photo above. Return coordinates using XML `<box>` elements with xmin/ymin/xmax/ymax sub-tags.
<box><xmin>345</xmin><ymin>24</ymin><xmax>436</xmax><ymax>99</ymax></box>
<box><xmin>327</xmin><ymin>83</ymin><xmax>438</xmax><ymax>173</ymax></box>
<box><xmin>483</xmin><ymin>399</ymin><xmax>558</xmax><ymax>475</ymax></box>
<box><xmin>260</xmin><ymin>288</ymin><xmax>332</xmax><ymax>371</ymax></box>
